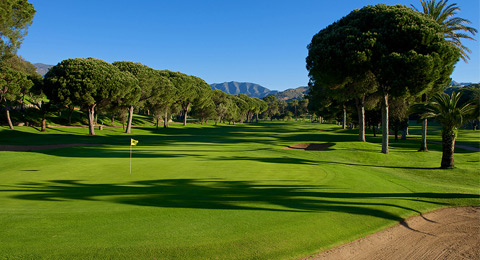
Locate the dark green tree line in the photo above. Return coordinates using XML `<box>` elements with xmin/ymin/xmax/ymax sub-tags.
<box><xmin>307</xmin><ymin>4</ymin><xmax>460</xmax><ymax>154</ymax></box>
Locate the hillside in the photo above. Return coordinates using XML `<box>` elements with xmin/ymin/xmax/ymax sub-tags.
<box><xmin>33</xmin><ymin>63</ymin><xmax>54</xmax><ymax>76</ymax></box>
<box><xmin>211</xmin><ymin>81</ymin><xmax>308</xmax><ymax>101</ymax></box>
<box><xmin>210</xmin><ymin>81</ymin><xmax>277</xmax><ymax>98</ymax></box>
<box><xmin>451</xmin><ymin>80</ymin><xmax>473</xmax><ymax>87</ymax></box>
<box><xmin>270</xmin><ymin>86</ymin><xmax>308</xmax><ymax>101</ymax></box>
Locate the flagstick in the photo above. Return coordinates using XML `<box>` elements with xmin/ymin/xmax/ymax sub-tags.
<box><xmin>130</xmin><ymin>143</ymin><xmax>132</xmax><ymax>174</ymax></box>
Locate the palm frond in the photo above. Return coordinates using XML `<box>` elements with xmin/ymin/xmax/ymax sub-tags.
<box><xmin>412</xmin><ymin>0</ymin><xmax>477</xmax><ymax>62</ymax></box>
<box><xmin>420</xmin><ymin>91</ymin><xmax>474</xmax><ymax>130</ymax></box>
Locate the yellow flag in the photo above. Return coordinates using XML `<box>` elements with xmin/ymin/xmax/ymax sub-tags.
<box><xmin>131</xmin><ymin>138</ymin><xmax>139</xmax><ymax>146</ymax></box>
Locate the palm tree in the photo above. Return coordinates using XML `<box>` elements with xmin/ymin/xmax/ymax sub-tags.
<box><xmin>411</xmin><ymin>0</ymin><xmax>476</xmax><ymax>152</ymax></box>
<box><xmin>417</xmin><ymin>92</ymin><xmax>474</xmax><ymax>168</ymax></box>
<box><xmin>412</xmin><ymin>0</ymin><xmax>477</xmax><ymax>62</ymax></box>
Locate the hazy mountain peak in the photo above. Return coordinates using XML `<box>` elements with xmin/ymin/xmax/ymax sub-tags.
<box><xmin>210</xmin><ymin>81</ymin><xmax>307</xmax><ymax>101</ymax></box>
<box><xmin>33</xmin><ymin>63</ymin><xmax>54</xmax><ymax>77</ymax></box>
<box><xmin>210</xmin><ymin>81</ymin><xmax>276</xmax><ymax>98</ymax></box>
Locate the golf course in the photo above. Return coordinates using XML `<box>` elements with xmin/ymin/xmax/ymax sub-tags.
<box><xmin>0</xmin><ymin>121</ymin><xmax>478</xmax><ymax>259</ymax></box>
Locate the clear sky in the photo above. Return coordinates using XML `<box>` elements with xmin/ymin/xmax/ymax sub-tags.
<box><xmin>18</xmin><ymin>0</ymin><xmax>479</xmax><ymax>91</ymax></box>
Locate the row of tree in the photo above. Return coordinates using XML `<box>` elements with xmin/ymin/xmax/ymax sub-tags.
<box><xmin>1</xmin><ymin>57</ymin><xmax>276</xmax><ymax>135</ymax></box>
<box><xmin>263</xmin><ymin>96</ymin><xmax>310</xmax><ymax>121</ymax></box>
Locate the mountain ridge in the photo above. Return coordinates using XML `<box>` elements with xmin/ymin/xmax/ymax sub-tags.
<box><xmin>210</xmin><ymin>81</ymin><xmax>308</xmax><ymax>101</ymax></box>
<box><xmin>210</xmin><ymin>81</ymin><xmax>277</xmax><ymax>98</ymax></box>
<box><xmin>33</xmin><ymin>63</ymin><xmax>54</xmax><ymax>76</ymax></box>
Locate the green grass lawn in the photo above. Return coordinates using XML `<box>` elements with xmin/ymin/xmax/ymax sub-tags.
<box><xmin>0</xmin><ymin>121</ymin><xmax>478</xmax><ymax>260</ymax></box>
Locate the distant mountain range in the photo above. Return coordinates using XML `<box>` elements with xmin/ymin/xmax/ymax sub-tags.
<box><xmin>33</xmin><ymin>63</ymin><xmax>54</xmax><ymax>76</ymax></box>
<box><xmin>213</xmin><ymin>80</ymin><xmax>477</xmax><ymax>101</ymax></box>
<box><xmin>210</xmin><ymin>81</ymin><xmax>308</xmax><ymax>101</ymax></box>
<box><xmin>451</xmin><ymin>80</ymin><xmax>473</xmax><ymax>87</ymax></box>
<box><xmin>271</xmin><ymin>86</ymin><xmax>308</xmax><ymax>101</ymax></box>
<box><xmin>210</xmin><ymin>81</ymin><xmax>277</xmax><ymax>99</ymax></box>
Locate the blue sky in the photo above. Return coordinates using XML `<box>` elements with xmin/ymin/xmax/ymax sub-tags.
<box><xmin>18</xmin><ymin>0</ymin><xmax>479</xmax><ymax>91</ymax></box>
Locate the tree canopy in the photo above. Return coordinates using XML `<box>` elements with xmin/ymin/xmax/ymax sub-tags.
<box><xmin>44</xmin><ymin>58</ymin><xmax>138</xmax><ymax>135</ymax></box>
<box><xmin>0</xmin><ymin>65</ymin><xmax>32</xmax><ymax>129</ymax></box>
<box><xmin>306</xmin><ymin>4</ymin><xmax>460</xmax><ymax>153</ymax></box>
<box><xmin>0</xmin><ymin>0</ymin><xmax>36</xmax><ymax>61</ymax></box>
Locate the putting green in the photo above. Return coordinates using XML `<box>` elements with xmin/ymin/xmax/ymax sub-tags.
<box><xmin>0</xmin><ymin>122</ymin><xmax>478</xmax><ymax>259</ymax></box>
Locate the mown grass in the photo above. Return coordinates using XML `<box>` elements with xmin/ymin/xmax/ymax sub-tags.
<box><xmin>0</xmin><ymin>121</ymin><xmax>478</xmax><ymax>260</ymax></box>
<box><xmin>407</xmin><ymin>120</ymin><xmax>480</xmax><ymax>149</ymax></box>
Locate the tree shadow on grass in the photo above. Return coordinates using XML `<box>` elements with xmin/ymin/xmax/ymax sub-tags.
<box><xmin>45</xmin><ymin>146</ymin><xmax>207</xmax><ymax>159</ymax></box>
<box><xmin>2</xmin><ymin>179</ymin><xmax>478</xmax><ymax>231</ymax></box>
<box><xmin>214</xmin><ymin>155</ymin><xmax>440</xmax><ymax>170</ymax></box>
<box><xmin>0</xmin><ymin>122</ymin><xmax>348</xmax><ymax>149</ymax></box>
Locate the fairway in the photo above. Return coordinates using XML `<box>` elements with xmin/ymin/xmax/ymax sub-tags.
<box><xmin>0</xmin><ymin>122</ymin><xmax>479</xmax><ymax>260</ymax></box>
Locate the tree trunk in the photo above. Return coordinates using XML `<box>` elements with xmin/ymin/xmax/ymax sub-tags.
<box><xmin>41</xmin><ymin>112</ymin><xmax>47</xmax><ymax>132</ymax></box>
<box><xmin>394</xmin><ymin>130</ymin><xmax>398</xmax><ymax>142</ymax></box>
<box><xmin>21</xmin><ymin>93</ymin><xmax>26</xmax><ymax>110</ymax></box>
<box><xmin>88</xmin><ymin>105</ymin><xmax>96</xmax><ymax>135</ymax></box>
<box><xmin>2</xmin><ymin>97</ymin><xmax>14</xmax><ymax>129</ymax></box>
<box><xmin>441</xmin><ymin>130</ymin><xmax>455</xmax><ymax>168</ymax></box>
<box><xmin>6</xmin><ymin>109</ymin><xmax>14</xmax><ymax>130</ymax></box>
<box><xmin>183</xmin><ymin>103</ymin><xmax>190</xmax><ymax>126</ymax></box>
<box><xmin>125</xmin><ymin>105</ymin><xmax>134</xmax><ymax>134</ymax></box>
<box><xmin>401</xmin><ymin>126</ymin><xmax>408</xmax><ymax>140</ymax></box>
<box><xmin>156</xmin><ymin>117</ymin><xmax>159</xmax><ymax>130</ymax></box>
<box><xmin>164</xmin><ymin>109</ymin><xmax>169</xmax><ymax>128</ymax></box>
<box><xmin>68</xmin><ymin>106</ymin><xmax>74</xmax><ymax>125</ymax></box>
<box><xmin>373</xmin><ymin>124</ymin><xmax>376</xmax><ymax>137</ymax></box>
<box><xmin>342</xmin><ymin>104</ymin><xmax>346</xmax><ymax>129</ymax></box>
<box><xmin>419</xmin><ymin>119</ymin><xmax>428</xmax><ymax>151</ymax></box>
<box><xmin>355</xmin><ymin>96</ymin><xmax>366</xmax><ymax>142</ymax></box>
<box><xmin>381</xmin><ymin>93</ymin><xmax>389</xmax><ymax>154</ymax></box>
<box><xmin>419</xmin><ymin>94</ymin><xmax>428</xmax><ymax>151</ymax></box>
<box><xmin>256</xmin><ymin>112</ymin><xmax>259</xmax><ymax>123</ymax></box>
<box><xmin>111</xmin><ymin>115</ymin><xmax>115</xmax><ymax>125</ymax></box>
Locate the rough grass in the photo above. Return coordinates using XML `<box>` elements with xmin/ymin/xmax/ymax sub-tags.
<box><xmin>0</xmin><ymin>121</ymin><xmax>478</xmax><ymax>260</ymax></box>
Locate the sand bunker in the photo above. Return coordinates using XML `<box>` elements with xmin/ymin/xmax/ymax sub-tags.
<box><xmin>303</xmin><ymin>207</ymin><xmax>480</xmax><ymax>260</ymax></box>
<box><xmin>285</xmin><ymin>143</ymin><xmax>334</xmax><ymax>151</ymax></box>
